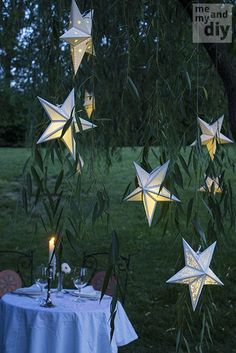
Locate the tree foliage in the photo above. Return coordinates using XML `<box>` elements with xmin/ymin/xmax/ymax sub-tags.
<box><xmin>0</xmin><ymin>0</ymin><xmax>233</xmax><ymax>148</ymax></box>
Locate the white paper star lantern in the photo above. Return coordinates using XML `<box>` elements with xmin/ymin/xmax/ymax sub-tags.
<box><xmin>60</xmin><ymin>0</ymin><xmax>94</xmax><ymax>75</ymax></box>
<box><xmin>199</xmin><ymin>175</ymin><xmax>222</xmax><ymax>194</ymax></box>
<box><xmin>191</xmin><ymin>115</ymin><xmax>233</xmax><ymax>160</ymax></box>
<box><xmin>84</xmin><ymin>90</ymin><xmax>95</xmax><ymax>118</ymax></box>
<box><xmin>37</xmin><ymin>88</ymin><xmax>96</xmax><ymax>160</ymax></box>
<box><xmin>124</xmin><ymin>161</ymin><xmax>180</xmax><ymax>226</ymax></box>
<box><xmin>166</xmin><ymin>239</ymin><xmax>223</xmax><ymax>311</ymax></box>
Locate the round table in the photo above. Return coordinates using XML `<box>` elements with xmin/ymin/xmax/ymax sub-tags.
<box><xmin>0</xmin><ymin>290</ymin><xmax>137</xmax><ymax>353</ymax></box>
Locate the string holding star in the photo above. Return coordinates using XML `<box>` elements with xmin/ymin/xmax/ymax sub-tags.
<box><xmin>166</xmin><ymin>239</ymin><xmax>223</xmax><ymax>311</ymax></box>
<box><xmin>37</xmin><ymin>88</ymin><xmax>96</xmax><ymax>165</ymax></box>
<box><xmin>60</xmin><ymin>0</ymin><xmax>94</xmax><ymax>75</ymax></box>
<box><xmin>191</xmin><ymin>116</ymin><xmax>233</xmax><ymax>160</ymax></box>
<box><xmin>124</xmin><ymin>161</ymin><xmax>180</xmax><ymax>226</ymax></box>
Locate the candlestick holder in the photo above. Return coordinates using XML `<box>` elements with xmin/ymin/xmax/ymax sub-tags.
<box><xmin>40</xmin><ymin>264</ymin><xmax>55</xmax><ymax>308</ymax></box>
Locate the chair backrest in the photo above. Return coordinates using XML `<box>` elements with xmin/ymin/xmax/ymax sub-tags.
<box><xmin>0</xmin><ymin>250</ymin><xmax>34</xmax><ymax>286</ymax></box>
<box><xmin>82</xmin><ymin>252</ymin><xmax>131</xmax><ymax>305</ymax></box>
<box><xmin>90</xmin><ymin>271</ymin><xmax>116</xmax><ymax>297</ymax></box>
<box><xmin>0</xmin><ymin>270</ymin><xmax>22</xmax><ymax>297</ymax></box>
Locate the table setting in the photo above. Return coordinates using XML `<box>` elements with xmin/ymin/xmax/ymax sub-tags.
<box><xmin>0</xmin><ymin>238</ymin><xmax>138</xmax><ymax>353</ymax></box>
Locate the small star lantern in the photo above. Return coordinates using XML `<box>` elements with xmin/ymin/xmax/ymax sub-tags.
<box><xmin>191</xmin><ymin>116</ymin><xmax>233</xmax><ymax>160</ymax></box>
<box><xmin>84</xmin><ymin>90</ymin><xmax>95</xmax><ymax>118</ymax></box>
<box><xmin>199</xmin><ymin>175</ymin><xmax>222</xmax><ymax>194</ymax></box>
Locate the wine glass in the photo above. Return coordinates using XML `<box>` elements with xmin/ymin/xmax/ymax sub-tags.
<box><xmin>71</xmin><ymin>267</ymin><xmax>88</xmax><ymax>302</ymax></box>
<box><xmin>34</xmin><ymin>265</ymin><xmax>48</xmax><ymax>302</ymax></box>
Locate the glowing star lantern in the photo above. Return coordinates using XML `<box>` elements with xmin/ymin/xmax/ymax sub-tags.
<box><xmin>166</xmin><ymin>239</ymin><xmax>223</xmax><ymax>311</ymax></box>
<box><xmin>84</xmin><ymin>90</ymin><xmax>95</xmax><ymax>118</ymax></box>
<box><xmin>60</xmin><ymin>0</ymin><xmax>94</xmax><ymax>75</ymax></box>
<box><xmin>191</xmin><ymin>115</ymin><xmax>233</xmax><ymax>160</ymax></box>
<box><xmin>37</xmin><ymin>88</ymin><xmax>96</xmax><ymax>161</ymax></box>
<box><xmin>124</xmin><ymin>161</ymin><xmax>180</xmax><ymax>226</ymax></box>
<box><xmin>199</xmin><ymin>175</ymin><xmax>222</xmax><ymax>194</ymax></box>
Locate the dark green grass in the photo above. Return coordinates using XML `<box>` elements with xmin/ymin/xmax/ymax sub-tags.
<box><xmin>1</xmin><ymin>147</ymin><xmax>236</xmax><ymax>353</ymax></box>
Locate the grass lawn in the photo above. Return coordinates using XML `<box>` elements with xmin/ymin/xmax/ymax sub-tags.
<box><xmin>1</xmin><ymin>147</ymin><xmax>236</xmax><ymax>353</ymax></box>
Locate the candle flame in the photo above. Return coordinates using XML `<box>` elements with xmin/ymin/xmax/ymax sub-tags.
<box><xmin>49</xmin><ymin>237</ymin><xmax>55</xmax><ymax>245</ymax></box>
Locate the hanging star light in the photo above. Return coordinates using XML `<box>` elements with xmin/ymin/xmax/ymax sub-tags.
<box><xmin>191</xmin><ymin>115</ymin><xmax>233</xmax><ymax>160</ymax></box>
<box><xmin>199</xmin><ymin>175</ymin><xmax>222</xmax><ymax>194</ymax></box>
<box><xmin>124</xmin><ymin>161</ymin><xmax>180</xmax><ymax>226</ymax></box>
<box><xmin>84</xmin><ymin>90</ymin><xmax>95</xmax><ymax>118</ymax></box>
<box><xmin>60</xmin><ymin>0</ymin><xmax>94</xmax><ymax>75</ymax></box>
<box><xmin>166</xmin><ymin>239</ymin><xmax>223</xmax><ymax>311</ymax></box>
<box><xmin>37</xmin><ymin>88</ymin><xmax>96</xmax><ymax>160</ymax></box>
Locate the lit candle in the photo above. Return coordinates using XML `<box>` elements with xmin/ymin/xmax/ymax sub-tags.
<box><xmin>49</xmin><ymin>237</ymin><xmax>55</xmax><ymax>263</ymax></box>
<box><xmin>49</xmin><ymin>237</ymin><xmax>56</xmax><ymax>278</ymax></box>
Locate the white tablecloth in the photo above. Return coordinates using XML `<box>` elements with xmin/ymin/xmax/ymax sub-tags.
<box><xmin>0</xmin><ymin>290</ymin><xmax>137</xmax><ymax>353</ymax></box>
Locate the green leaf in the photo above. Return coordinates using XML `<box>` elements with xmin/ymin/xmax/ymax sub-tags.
<box><xmin>22</xmin><ymin>187</ymin><xmax>28</xmax><ymax>213</ymax></box>
<box><xmin>54</xmin><ymin>170</ymin><xmax>64</xmax><ymax>194</ymax></box>
<box><xmin>34</xmin><ymin>147</ymin><xmax>44</xmax><ymax>172</ymax></box>
<box><xmin>54</xmin><ymin>191</ymin><xmax>63</xmax><ymax>216</ymax></box>
<box><xmin>65</xmin><ymin>229</ymin><xmax>80</xmax><ymax>257</ymax></box>
<box><xmin>45</xmin><ymin>188</ymin><xmax>55</xmax><ymax>215</ymax></box>
<box><xmin>26</xmin><ymin>172</ymin><xmax>32</xmax><ymax>198</ymax></box>
<box><xmin>110</xmin><ymin>230</ymin><xmax>119</xmax><ymax>266</ymax></box>
<box><xmin>100</xmin><ymin>265</ymin><xmax>113</xmax><ymax>301</ymax></box>
<box><xmin>61</xmin><ymin>114</ymin><xmax>73</xmax><ymax>138</ymax></box>
<box><xmin>202</xmin><ymin>86</ymin><xmax>208</xmax><ymax>100</ymax></box>
<box><xmin>110</xmin><ymin>288</ymin><xmax>118</xmax><ymax>341</ymax></box>
<box><xmin>192</xmin><ymin>218</ymin><xmax>206</xmax><ymax>245</ymax></box>
<box><xmin>122</xmin><ymin>182</ymin><xmax>131</xmax><ymax>201</ymax></box>
<box><xmin>185</xmin><ymin>69</ymin><xmax>191</xmax><ymax>91</ymax></box>
<box><xmin>22</xmin><ymin>156</ymin><xmax>31</xmax><ymax>174</ymax></box>
<box><xmin>92</xmin><ymin>202</ymin><xmax>99</xmax><ymax>225</ymax></box>
<box><xmin>127</xmin><ymin>76</ymin><xmax>140</xmax><ymax>100</ymax></box>
<box><xmin>183</xmin><ymin>336</ymin><xmax>191</xmax><ymax>353</ymax></box>
<box><xmin>186</xmin><ymin>197</ymin><xmax>194</xmax><ymax>226</ymax></box>
<box><xmin>179</xmin><ymin>154</ymin><xmax>191</xmax><ymax>178</ymax></box>
<box><xmin>176</xmin><ymin>329</ymin><xmax>182</xmax><ymax>353</ymax></box>
<box><xmin>55</xmin><ymin>207</ymin><xmax>64</xmax><ymax>232</ymax></box>
<box><xmin>174</xmin><ymin>163</ymin><xmax>183</xmax><ymax>188</ymax></box>
<box><xmin>31</xmin><ymin>166</ymin><xmax>42</xmax><ymax>189</ymax></box>
<box><xmin>201</xmin><ymin>198</ymin><xmax>213</xmax><ymax>218</ymax></box>
<box><xmin>75</xmin><ymin>114</ymin><xmax>83</xmax><ymax>133</ymax></box>
<box><xmin>200</xmin><ymin>312</ymin><xmax>206</xmax><ymax>343</ymax></box>
<box><xmin>43</xmin><ymin>201</ymin><xmax>53</xmax><ymax>227</ymax></box>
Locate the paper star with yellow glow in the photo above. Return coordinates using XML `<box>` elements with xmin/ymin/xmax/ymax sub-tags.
<box><xmin>199</xmin><ymin>175</ymin><xmax>222</xmax><ymax>194</ymax></box>
<box><xmin>60</xmin><ymin>0</ymin><xmax>94</xmax><ymax>75</ymax></box>
<box><xmin>84</xmin><ymin>90</ymin><xmax>95</xmax><ymax>118</ymax></box>
<box><xmin>124</xmin><ymin>161</ymin><xmax>180</xmax><ymax>226</ymax></box>
<box><xmin>166</xmin><ymin>239</ymin><xmax>223</xmax><ymax>311</ymax></box>
<box><xmin>191</xmin><ymin>116</ymin><xmax>233</xmax><ymax>160</ymax></box>
<box><xmin>37</xmin><ymin>89</ymin><xmax>96</xmax><ymax>160</ymax></box>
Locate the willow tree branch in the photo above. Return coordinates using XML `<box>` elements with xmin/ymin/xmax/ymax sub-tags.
<box><xmin>178</xmin><ymin>0</ymin><xmax>236</xmax><ymax>139</ymax></box>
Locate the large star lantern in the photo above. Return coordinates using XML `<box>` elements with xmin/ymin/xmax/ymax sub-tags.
<box><xmin>60</xmin><ymin>0</ymin><xmax>94</xmax><ymax>75</ymax></box>
<box><xmin>166</xmin><ymin>239</ymin><xmax>223</xmax><ymax>311</ymax></box>
<box><xmin>124</xmin><ymin>161</ymin><xmax>180</xmax><ymax>226</ymax></box>
<box><xmin>191</xmin><ymin>116</ymin><xmax>233</xmax><ymax>160</ymax></box>
<box><xmin>37</xmin><ymin>88</ymin><xmax>96</xmax><ymax>160</ymax></box>
<box><xmin>199</xmin><ymin>175</ymin><xmax>222</xmax><ymax>194</ymax></box>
